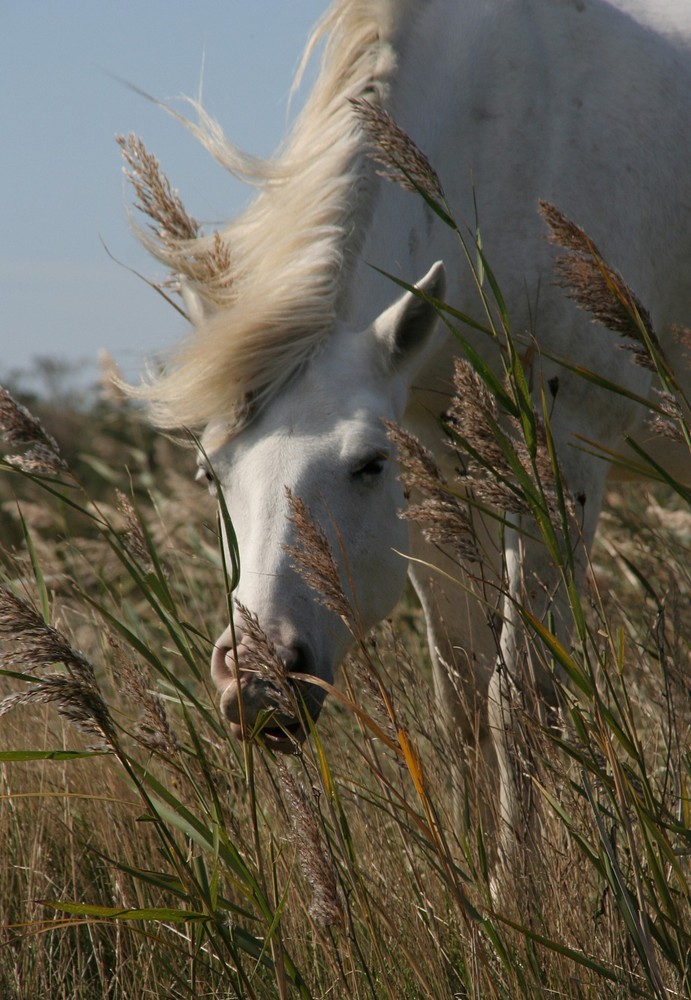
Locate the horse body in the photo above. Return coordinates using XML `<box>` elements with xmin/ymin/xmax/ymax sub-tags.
<box><xmin>332</xmin><ymin>0</ymin><xmax>691</xmax><ymax>749</ymax></box>
<box><xmin>132</xmin><ymin>1</ymin><xmax>691</xmax><ymax>837</ymax></box>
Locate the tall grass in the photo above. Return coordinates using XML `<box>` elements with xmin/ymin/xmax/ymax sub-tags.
<box><xmin>1</xmin><ymin>128</ymin><xmax>690</xmax><ymax>997</ymax></box>
<box><xmin>1</xmin><ymin>354</ymin><xmax>689</xmax><ymax>999</ymax></box>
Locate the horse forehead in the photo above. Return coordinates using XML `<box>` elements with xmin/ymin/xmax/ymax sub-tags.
<box><xmin>249</xmin><ymin>350</ymin><xmax>389</xmax><ymax>445</ymax></box>
<box><xmin>219</xmin><ymin>386</ymin><xmax>387</xmax><ymax>475</ymax></box>
<box><xmin>209</xmin><ymin>336</ymin><xmax>390</xmax><ymax>475</ymax></box>
<box><xmin>261</xmin><ymin>398</ymin><xmax>385</xmax><ymax>461</ymax></box>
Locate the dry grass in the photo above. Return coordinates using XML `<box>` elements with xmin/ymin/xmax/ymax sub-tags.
<box><xmin>0</xmin><ymin>105</ymin><xmax>688</xmax><ymax>994</ymax></box>
<box><xmin>0</xmin><ymin>376</ymin><xmax>688</xmax><ymax>998</ymax></box>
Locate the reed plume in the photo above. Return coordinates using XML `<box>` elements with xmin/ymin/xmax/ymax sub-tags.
<box><xmin>0</xmin><ymin>386</ymin><xmax>68</xmax><ymax>477</ymax></box>
<box><xmin>448</xmin><ymin>358</ymin><xmax>571</xmax><ymax>520</ymax></box>
<box><xmin>285</xmin><ymin>489</ymin><xmax>354</xmax><ymax>625</ymax></box>
<box><xmin>277</xmin><ymin>759</ymin><xmax>343</xmax><ymax>928</ymax></box>
<box><xmin>386</xmin><ymin>421</ymin><xmax>479</xmax><ymax>563</ymax></box>
<box><xmin>539</xmin><ymin>200</ymin><xmax>659</xmax><ymax>370</ymax></box>
<box><xmin>0</xmin><ymin>586</ymin><xmax>116</xmax><ymax>750</ymax></box>
<box><xmin>350</xmin><ymin>97</ymin><xmax>445</xmax><ymax>203</ymax></box>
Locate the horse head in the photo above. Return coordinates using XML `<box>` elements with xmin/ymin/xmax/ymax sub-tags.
<box><xmin>204</xmin><ymin>262</ymin><xmax>446</xmax><ymax>750</ymax></box>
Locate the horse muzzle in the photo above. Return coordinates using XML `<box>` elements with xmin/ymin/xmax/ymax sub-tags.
<box><xmin>210</xmin><ymin>625</ymin><xmax>325</xmax><ymax>753</ymax></box>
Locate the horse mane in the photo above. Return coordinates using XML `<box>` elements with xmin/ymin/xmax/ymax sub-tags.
<box><xmin>125</xmin><ymin>0</ymin><xmax>406</xmax><ymax>442</ymax></box>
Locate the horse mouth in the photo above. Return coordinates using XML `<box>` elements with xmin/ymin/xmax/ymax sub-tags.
<box><xmin>229</xmin><ymin>715</ymin><xmax>306</xmax><ymax>754</ymax></box>
<box><xmin>259</xmin><ymin>715</ymin><xmax>306</xmax><ymax>752</ymax></box>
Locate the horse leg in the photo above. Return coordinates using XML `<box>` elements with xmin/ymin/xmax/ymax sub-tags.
<box><xmin>488</xmin><ymin>490</ymin><xmax>601</xmax><ymax>884</ymax></box>
<box><xmin>407</xmin><ymin>515</ymin><xmax>504</xmax><ymax>841</ymax></box>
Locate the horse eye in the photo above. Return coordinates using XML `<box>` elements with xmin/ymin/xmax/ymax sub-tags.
<box><xmin>195</xmin><ymin>465</ymin><xmax>217</xmax><ymax>494</ymax></box>
<box><xmin>353</xmin><ymin>454</ymin><xmax>387</xmax><ymax>479</ymax></box>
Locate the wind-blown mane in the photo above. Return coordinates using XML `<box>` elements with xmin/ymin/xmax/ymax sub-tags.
<box><xmin>126</xmin><ymin>0</ymin><xmax>404</xmax><ymax>439</ymax></box>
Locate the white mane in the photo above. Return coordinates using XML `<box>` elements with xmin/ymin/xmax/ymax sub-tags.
<box><xmin>130</xmin><ymin>0</ymin><xmax>408</xmax><ymax>437</ymax></box>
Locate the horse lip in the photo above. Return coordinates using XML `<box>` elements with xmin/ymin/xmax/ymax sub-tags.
<box><xmin>228</xmin><ymin>718</ymin><xmax>305</xmax><ymax>754</ymax></box>
<box><xmin>259</xmin><ymin>723</ymin><xmax>305</xmax><ymax>754</ymax></box>
<box><xmin>220</xmin><ymin>673</ymin><xmax>312</xmax><ymax>748</ymax></box>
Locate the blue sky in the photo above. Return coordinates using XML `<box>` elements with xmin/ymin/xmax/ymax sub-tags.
<box><xmin>2</xmin><ymin>1</ymin><xmax>325</xmax><ymax>389</ymax></box>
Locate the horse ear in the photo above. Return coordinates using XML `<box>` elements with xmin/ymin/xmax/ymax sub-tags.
<box><xmin>373</xmin><ymin>261</ymin><xmax>447</xmax><ymax>375</ymax></box>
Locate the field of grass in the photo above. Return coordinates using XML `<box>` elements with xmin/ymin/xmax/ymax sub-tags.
<box><xmin>0</xmin><ymin>341</ymin><xmax>688</xmax><ymax>1000</ymax></box>
<box><xmin>1</xmin><ymin>108</ymin><xmax>690</xmax><ymax>997</ymax></box>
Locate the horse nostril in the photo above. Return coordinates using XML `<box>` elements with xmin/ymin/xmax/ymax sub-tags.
<box><xmin>279</xmin><ymin>642</ymin><xmax>311</xmax><ymax>674</ymax></box>
<box><xmin>278</xmin><ymin>643</ymin><xmax>324</xmax><ymax>721</ymax></box>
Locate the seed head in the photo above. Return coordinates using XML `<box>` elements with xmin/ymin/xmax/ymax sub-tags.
<box><xmin>539</xmin><ymin>200</ymin><xmax>659</xmax><ymax>368</ymax></box>
<box><xmin>118</xmin><ymin>133</ymin><xmax>199</xmax><ymax>243</ymax></box>
<box><xmin>105</xmin><ymin>631</ymin><xmax>179</xmax><ymax>756</ymax></box>
<box><xmin>646</xmin><ymin>391</ymin><xmax>687</xmax><ymax>444</ymax></box>
<box><xmin>447</xmin><ymin>359</ymin><xmax>573</xmax><ymax>522</ymax></box>
<box><xmin>0</xmin><ymin>586</ymin><xmax>95</xmax><ymax>686</ymax></box>
<box><xmin>118</xmin><ymin>134</ymin><xmax>233</xmax><ymax>299</ymax></box>
<box><xmin>0</xmin><ymin>386</ymin><xmax>67</xmax><ymax>476</ymax></box>
<box><xmin>277</xmin><ymin>759</ymin><xmax>343</xmax><ymax>928</ymax></box>
<box><xmin>234</xmin><ymin>604</ymin><xmax>294</xmax><ymax>718</ymax></box>
<box><xmin>0</xmin><ymin>587</ymin><xmax>117</xmax><ymax>750</ymax></box>
<box><xmin>350</xmin><ymin>98</ymin><xmax>445</xmax><ymax>202</ymax></box>
<box><xmin>115</xmin><ymin>489</ymin><xmax>158</xmax><ymax>576</ymax></box>
<box><xmin>0</xmin><ymin>676</ymin><xmax>116</xmax><ymax>751</ymax></box>
<box><xmin>386</xmin><ymin>421</ymin><xmax>479</xmax><ymax>562</ymax></box>
<box><xmin>285</xmin><ymin>490</ymin><xmax>354</xmax><ymax>626</ymax></box>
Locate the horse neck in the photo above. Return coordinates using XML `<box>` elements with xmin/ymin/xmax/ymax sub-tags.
<box><xmin>343</xmin><ymin>0</ymin><xmax>534</xmax><ymax>324</ymax></box>
<box><xmin>343</xmin><ymin>0</ymin><xmax>691</xmax><ymax>348</ymax></box>
<box><xmin>337</xmin><ymin>1</ymin><xmax>493</xmax><ymax>409</ymax></box>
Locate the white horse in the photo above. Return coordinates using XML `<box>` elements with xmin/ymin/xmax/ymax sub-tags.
<box><xmin>128</xmin><ymin>0</ymin><xmax>691</xmax><ymax>851</ymax></box>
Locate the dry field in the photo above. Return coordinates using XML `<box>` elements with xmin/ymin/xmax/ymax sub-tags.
<box><xmin>0</xmin><ymin>342</ymin><xmax>688</xmax><ymax>1000</ymax></box>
